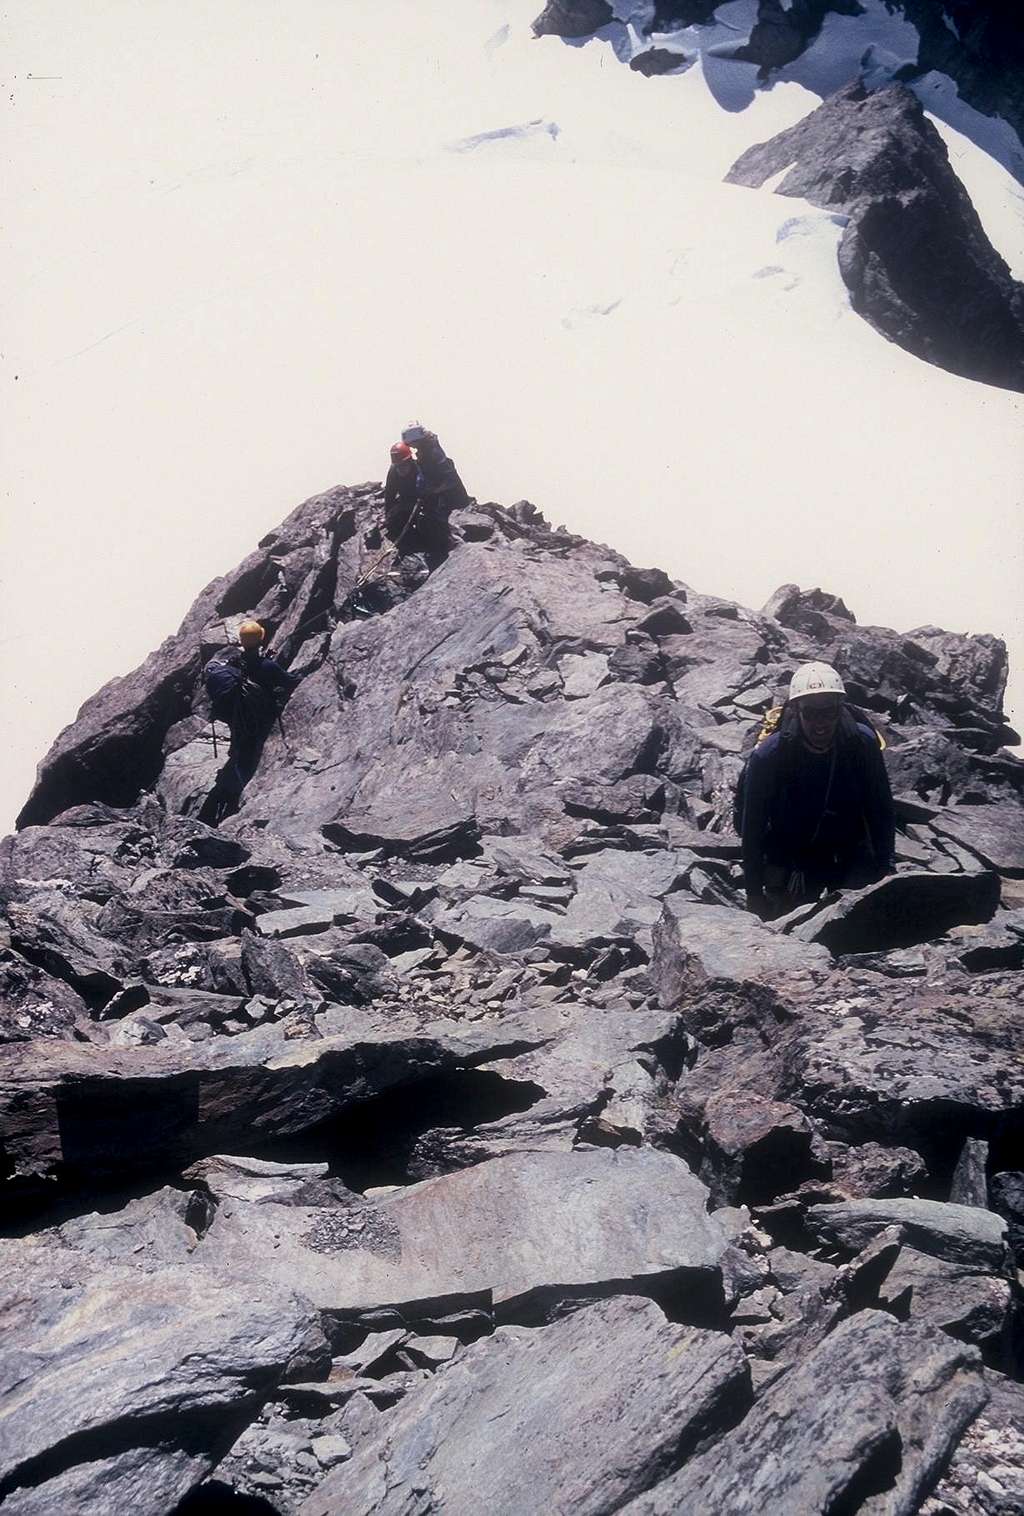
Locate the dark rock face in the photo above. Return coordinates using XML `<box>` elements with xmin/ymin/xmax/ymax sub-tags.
<box><xmin>3</xmin><ymin>488</ymin><xmax>1023</xmax><ymax>1509</ymax></box>
<box><xmin>898</xmin><ymin>0</ymin><xmax>1024</xmax><ymax>174</ymax></box>
<box><xmin>532</xmin><ymin>0</ymin><xmax>613</xmax><ymax>38</ymax></box>
<box><xmin>730</xmin><ymin>0</ymin><xmax>866</xmax><ymax>73</ymax></box>
<box><xmin>727</xmin><ymin>82</ymin><xmax>1024</xmax><ymax>391</ymax></box>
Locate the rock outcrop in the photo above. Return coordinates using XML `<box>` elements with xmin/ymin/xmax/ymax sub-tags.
<box><xmin>532</xmin><ymin>0</ymin><xmax>613</xmax><ymax>39</ymax></box>
<box><xmin>3</xmin><ymin>490</ymin><xmax>1022</xmax><ymax>1511</ymax></box>
<box><xmin>727</xmin><ymin>81</ymin><xmax>1024</xmax><ymax>391</ymax></box>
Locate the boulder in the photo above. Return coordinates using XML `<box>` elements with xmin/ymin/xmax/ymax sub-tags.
<box><xmin>653</xmin><ymin>894</ymin><xmax>831</xmax><ymax>1000</ymax></box>
<box><xmin>878</xmin><ymin>1246</ymin><xmax>1013</xmax><ymax>1355</ymax></box>
<box><xmin>930</xmin><ymin>804</ymin><xmax>1024</xmax><ymax>876</ymax></box>
<box><xmin>727</xmin><ymin>82</ymin><xmax>1024</xmax><ymax>391</ymax></box>
<box><xmin>623</xmin><ymin>1311</ymin><xmax>986</xmax><ymax>1514</ymax></box>
<box><xmin>805</xmin><ymin>1198</ymin><xmax>1009</xmax><ymax>1272</ymax></box>
<box><xmin>784</xmin><ymin>989</ymin><xmax>1024</xmax><ymax>1148</ymax></box>
<box><xmin>787</xmin><ymin>870</ymin><xmax>1000</xmax><ymax>954</ymax></box>
<box><xmin>531</xmin><ymin>0</ymin><xmax>612</xmax><ymax>38</ymax></box>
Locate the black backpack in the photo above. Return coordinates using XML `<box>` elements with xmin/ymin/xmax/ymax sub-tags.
<box><xmin>203</xmin><ymin>649</ymin><xmax>273</xmax><ymax>739</ymax></box>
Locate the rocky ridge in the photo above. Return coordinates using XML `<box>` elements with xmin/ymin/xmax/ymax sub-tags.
<box><xmin>2</xmin><ymin>486</ymin><xmax>1023</xmax><ymax>1514</ymax></box>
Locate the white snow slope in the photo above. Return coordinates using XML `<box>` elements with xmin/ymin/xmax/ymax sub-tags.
<box><xmin>3</xmin><ymin>0</ymin><xmax>1023</xmax><ymax>831</ymax></box>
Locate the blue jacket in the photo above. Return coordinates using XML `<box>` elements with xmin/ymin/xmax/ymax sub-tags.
<box><xmin>741</xmin><ymin>720</ymin><xmax>895</xmax><ymax>897</ymax></box>
<box><xmin>205</xmin><ymin>648</ymin><xmax>297</xmax><ymax>728</ymax></box>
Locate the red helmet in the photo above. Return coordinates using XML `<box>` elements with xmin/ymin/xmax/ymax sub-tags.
<box><xmin>390</xmin><ymin>441</ymin><xmax>413</xmax><ymax>462</ymax></box>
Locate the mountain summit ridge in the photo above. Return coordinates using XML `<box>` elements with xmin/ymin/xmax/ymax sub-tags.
<box><xmin>2</xmin><ymin>487</ymin><xmax>1023</xmax><ymax>1510</ymax></box>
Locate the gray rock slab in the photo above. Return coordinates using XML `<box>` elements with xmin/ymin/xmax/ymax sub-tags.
<box><xmin>301</xmin><ymin>1295</ymin><xmax>748</xmax><ymax>1516</ymax></box>
<box><xmin>49</xmin><ymin>1185</ymin><xmax>204</xmax><ymax>1269</ymax></box>
<box><xmin>787</xmin><ymin>870</ymin><xmax>1000</xmax><ymax>954</ymax></box>
<box><xmin>878</xmin><ymin>1246</ymin><xmax>1013</xmax><ymax>1354</ymax></box>
<box><xmin>256</xmin><ymin>889</ymin><xmax>378</xmax><ymax>939</ymax></box>
<box><xmin>424</xmin><ymin>894</ymin><xmax>561</xmax><ymax>954</ymax></box>
<box><xmin>549</xmin><ymin>849</ymin><xmax>687</xmax><ymax>949</ymax></box>
<box><xmin>653</xmin><ymin>894</ymin><xmax>831</xmax><ymax>1000</ymax></box>
<box><xmin>196</xmin><ymin>1147</ymin><xmax>732</xmax><ymax>1323</ymax></box>
<box><xmin>786</xmin><ymin>991</ymin><xmax>1024</xmax><ymax>1147</ymax></box>
<box><xmin>441</xmin><ymin>1003</ymin><xmax>689</xmax><ymax>1160</ymax></box>
<box><xmin>806</xmin><ymin>1198</ymin><xmax>1009</xmax><ymax>1272</ymax></box>
<box><xmin>479</xmin><ymin>837</ymin><xmax>570</xmax><ymax>885</ymax></box>
<box><xmin>0</xmin><ymin>1237</ymin><xmax>328</xmax><ymax>1516</ymax></box>
<box><xmin>183</xmin><ymin>1154</ymin><xmax>333</xmax><ymax>1205</ymax></box>
<box><xmin>931</xmin><ymin>804</ymin><xmax>1024</xmax><ymax>877</ymax></box>
<box><xmin>624</xmin><ymin>1310</ymin><xmax>986</xmax><ymax>1516</ymax></box>
<box><xmin>558</xmin><ymin>650</ymin><xmax>610</xmax><ymax>699</ymax></box>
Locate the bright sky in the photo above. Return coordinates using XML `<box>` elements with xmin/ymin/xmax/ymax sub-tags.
<box><xmin>3</xmin><ymin>0</ymin><xmax>1022</xmax><ymax>833</ymax></box>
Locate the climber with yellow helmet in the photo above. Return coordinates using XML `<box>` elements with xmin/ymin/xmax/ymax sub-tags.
<box><xmin>198</xmin><ymin>620</ymin><xmax>300</xmax><ymax>825</ymax></box>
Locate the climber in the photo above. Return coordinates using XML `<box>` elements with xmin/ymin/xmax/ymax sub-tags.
<box><xmin>388</xmin><ymin>422</ymin><xmax>468</xmax><ymax>564</ymax></box>
<box><xmin>402</xmin><ymin>422</ymin><xmax>470</xmax><ymax>516</ymax></box>
<box><xmin>198</xmin><ymin>620</ymin><xmax>300</xmax><ymax>826</ymax></box>
<box><xmin>383</xmin><ymin>440</ymin><xmax>419</xmax><ymax>531</ymax></box>
<box><xmin>739</xmin><ymin>661</ymin><xmax>895</xmax><ymax>921</ymax></box>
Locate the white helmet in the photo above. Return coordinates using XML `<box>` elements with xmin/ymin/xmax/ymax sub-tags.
<box><xmin>401</xmin><ymin>420</ymin><xmax>430</xmax><ymax>444</ymax></box>
<box><xmin>788</xmin><ymin>661</ymin><xmax>845</xmax><ymax>701</ymax></box>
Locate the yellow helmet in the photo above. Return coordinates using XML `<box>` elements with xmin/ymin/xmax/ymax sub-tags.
<box><xmin>238</xmin><ymin>620</ymin><xmax>265</xmax><ymax>649</ymax></box>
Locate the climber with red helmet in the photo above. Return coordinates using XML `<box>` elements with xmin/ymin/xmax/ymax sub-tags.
<box><xmin>382</xmin><ymin>426</ymin><xmax>469</xmax><ymax>572</ymax></box>
<box><xmin>384</xmin><ymin>440</ymin><xmax>419</xmax><ymax>534</ymax></box>
<box><xmin>738</xmin><ymin>661</ymin><xmax>895</xmax><ymax>920</ymax></box>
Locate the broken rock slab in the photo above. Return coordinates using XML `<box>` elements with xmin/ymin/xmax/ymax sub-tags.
<box><xmin>653</xmin><ymin>893</ymin><xmax>831</xmax><ymax>1002</ymax></box>
<box><xmin>301</xmin><ymin>1295</ymin><xmax>749</xmax><ymax>1516</ymax></box>
<box><xmin>930</xmin><ymin>803</ymin><xmax>1024</xmax><ymax>877</ymax></box>
<box><xmin>786</xmin><ymin>870</ymin><xmax>1000</xmax><ymax>954</ymax></box>
<box><xmin>623</xmin><ymin>1310</ymin><xmax>987</xmax><ymax>1515</ymax></box>
<box><xmin>196</xmin><ymin>1147</ymin><xmax>734</xmax><ymax>1326</ymax></box>
<box><xmin>878</xmin><ymin>1246</ymin><xmax>1013</xmax><ymax>1356</ymax></box>
<box><xmin>322</xmin><ymin>812</ymin><xmax>481</xmax><ymax>864</ymax></box>
<box><xmin>0</xmin><ymin>1006</ymin><xmax>554</xmax><ymax>1189</ymax></box>
<box><xmin>805</xmin><ymin>1197</ymin><xmax>1010</xmax><ymax>1273</ymax></box>
<box><xmin>0</xmin><ymin>1236</ymin><xmax>328</xmax><ymax>1516</ymax></box>
<box><xmin>418</xmin><ymin>1003</ymin><xmax>691</xmax><ymax>1164</ymax></box>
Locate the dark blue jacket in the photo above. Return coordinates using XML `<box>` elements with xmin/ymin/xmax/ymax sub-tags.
<box><xmin>741</xmin><ymin>719</ymin><xmax>895</xmax><ymax>897</ymax></box>
<box><xmin>205</xmin><ymin>648</ymin><xmax>297</xmax><ymax>729</ymax></box>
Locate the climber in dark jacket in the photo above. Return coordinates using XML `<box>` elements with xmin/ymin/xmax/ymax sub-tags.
<box><xmin>198</xmin><ymin>620</ymin><xmax>299</xmax><ymax>825</ymax></box>
<box><xmin>740</xmin><ymin>661</ymin><xmax>895</xmax><ymax>921</ymax></box>
<box><xmin>385</xmin><ymin>423</ymin><xmax>468</xmax><ymax>564</ymax></box>
<box><xmin>383</xmin><ymin>441</ymin><xmax>420</xmax><ymax>532</ymax></box>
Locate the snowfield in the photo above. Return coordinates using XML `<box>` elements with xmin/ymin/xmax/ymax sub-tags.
<box><xmin>3</xmin><ymin>0</ymin><xmax>1022</xmax><ymax>827</ymax></box>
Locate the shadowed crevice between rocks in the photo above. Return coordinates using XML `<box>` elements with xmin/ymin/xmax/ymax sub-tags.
<box><xmin>249</xmin><ymin>1069</ymin><xmax>548</xmax><ymax>1190</ymax></box>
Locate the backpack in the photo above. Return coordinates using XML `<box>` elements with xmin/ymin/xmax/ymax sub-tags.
<box><xmin>202</xmin><ymin>649</ymin><xmax>272</xmax><ymax>739</ymax></box>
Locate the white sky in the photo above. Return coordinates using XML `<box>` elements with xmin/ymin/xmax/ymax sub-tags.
<box><xmin>3</xmin><ymin>0</ymin><xmax>1022</xmax><ymax>833</ymax></box>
